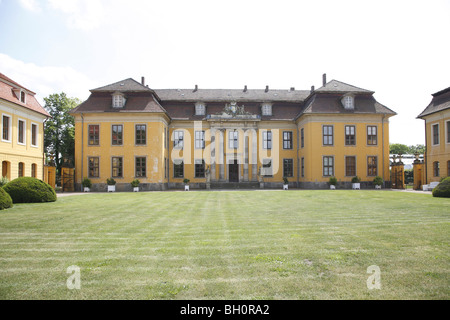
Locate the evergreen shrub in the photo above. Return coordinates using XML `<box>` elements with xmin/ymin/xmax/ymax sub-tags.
<box><xmin>432</xmin><ymin>177</ymin><xmax>450</xmax><ymax>198</ymax></box>
<box><xmin>3</xmin><ymin>177</ymin><xmax>56</xmax><ymax>203</ymax></box>
<box><xmin>0</xmin><ymin>186</ymin><xmax>13</xmax><ymax>210</ymax></box>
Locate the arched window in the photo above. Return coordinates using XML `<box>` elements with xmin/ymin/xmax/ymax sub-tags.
<box><xmin>2</xmin><ymin>161</ymin><xmax>10</xmax><ymax>180</ymax></box>
<box><xmin>433</xmin><ymin>161</ymin><xmax>440</xmax><ymax>177</ymax></box>
<box><xmin>18</xmin><ymin>162</ymin><xmax>24</xmax><ymax>177</ymax></box>
<box><xmin>31</xmin><ymin>163</ymin><xmax>37</xmax><ymax>178</ymax></box>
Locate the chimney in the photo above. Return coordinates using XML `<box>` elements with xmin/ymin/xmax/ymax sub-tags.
<box><xmin>141</xmin><ymin>76</ymin><xmax>145</xmax><ymax>86</ymax></box>
<box><xmin>290</xmin><ymin>87</ymin><xmax>295</xmax><ymax>91</ymax></box>
<box><xmin>243</xmin><ymin>85</ymin><xmax>247</xmax><ymax>92</ymax></box>
<box><xmin>311</xmin><ymin>85</ymin><xmax>315</xmax><ymax>93</ymax></box>
<box><xmin>322</xmin><ymin>73</ymin><xmax>327</xmax><ymax>86</ymax></box>
<box><xmin>265</xmin><ymin>85</ymin><xmax>269</xmax><ymax>93</ymax></box>
<box><xmin>193</xmin><ymin>84</ymin><xmax>198</xmax><ymax>92</ymax></box>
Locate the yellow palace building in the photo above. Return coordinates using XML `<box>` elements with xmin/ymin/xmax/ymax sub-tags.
<box><xmin>70</xmin><ymin>75</ymin><xmax>396</xmax><ymax>191</ymax></box>
<box><xmin>0</xmin><ymin>73</ymin><xmax>50</xmax><ymax>181</ymax></box>
<box><xmin>417</xmin><ymin>86</ymin><xmax>450</xmax><ymax>183</ymax></box>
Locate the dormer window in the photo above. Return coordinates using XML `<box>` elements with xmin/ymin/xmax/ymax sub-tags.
<box><xmin>112</xmin><ymin>92</ymin><xmax>126</xmax><ymax>108</ymax></box>
<box><xmin>342</xmin><ymin>95</ymin><xmax>354</xmax><ymax>110</ymax></box>
<box><xmin>20</xmin><ymin>90</ymin><xmax>26</xmax><ymax>103</ymax></box>
<box><xmin>261</xmin><ymin>103</ymin><xmax>272</xmax><ymax>116</ymax></box>
<box><xmin>12</xmin><ymin>88</ymin><xmax>26</xmax><ymax>103</ymax></box>
<box><xmin>195</xmin><ymin>102</ymin><xmax>206</xmax><ymax>116</ymax></box>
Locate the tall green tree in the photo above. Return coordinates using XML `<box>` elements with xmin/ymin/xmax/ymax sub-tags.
<box><xmin>390</xmin><ymin>143</ymin><xmax>410</xmax><ymax>155</ymax></box>
<box><xmin>408</xmin><ymin>144</ymin><xmax>425</xmax><ymax>155</ymax></box>
<box><xmin>43</xmin><ymin>93</ymin><xmax>81</xmax><ymax>177</ymax></box>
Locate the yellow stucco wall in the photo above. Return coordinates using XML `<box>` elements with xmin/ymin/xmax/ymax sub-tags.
<box><xmin>73</xmin><ymin>112</ymin><xmax>393</xmax><ymax>188</ymax></box>
<box><xmin>297</xmin><ymin>114</ymin><xmax>391</xmax><ymax>184</ymax></box>
<box><xmin>0</xmin><ymin>101</ymin><xmax>46</xmax><ymax>180</ymax></box>
<box><xmin>168</xmin><ymin>121</ymin><xmax>298</xmax><ymax>184</ymax></box>
<box><xmin>423</xmin><ymin>109</ymin><xmax>450</xmax><ymax>183</ymax></box>
<box><xmin>73</xmin><ymin>113</ymin><xmax>169</xmax><ymax>186</ymax></box>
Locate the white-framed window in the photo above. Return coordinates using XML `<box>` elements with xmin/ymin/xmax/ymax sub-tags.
<box><xmin>432</xmin><ymin>123</ymin><xmax>439</xmax><ymax>146</ymax></box>
<box><xmin>323</xmin><ymin>125</ymin><xmax>334</xmax><ymax>146</ymax></box>
<box><xmin>283</xmin><ymin>131</ymin><xmax>293</xmax><ymax>149</ymax></box>
<box><xmin>195</xmin><ymin>159</ymin><xmax>206</xmax><ymax>178</ymax></box>
<box><xmin>446</xmin><ymin>120</ymin><xmax>450</xmax><ymax>144</ymax></box>
<box><xmin>195</xmin><ymin>102</ymin><xmax>206</xmax><ymax>116</ymax></box>
<box><xmin>135</xmin><ymin>156</ymin><xmax>147</xmax><ymax>178</ymax></box>
<box><xmin>112</xmin><ymin>93</ymin><xmax>126</xmax><ymax>108</ymax></box>
<box><xmin>342</xmin><ymin>95</ymin><xmax>354</xmax><ymax>109</ymax></box>
<box><xmin>261</xmin><ymin>103</ymin><xmax>272</xmax><ymax>116</ymax></box>
<box><xmin>323</xmin><ymin>156</ymin><xmax>334</xmax><ymax>176</ymax></box>
<box><xmin>229</xmin><ymin>130</ymin><xmax>238</xmax><ymax>149</ymax></box>
<box><xmin>18</xmin><ymin>119</ymin><xmax>26</xmax><ymax>145</ymax></box>
<box><xmin>367</xmin><ymin>126</ymin><xmax>378</xmax><ymax>146</ymax></box>
<box><xmin>345</xmin><ymin>125</ymin><xmax>356</xmax><ymax>146</ymax></box>
<box><xmin>173</xmin><ymin>159</ymin><xmax>184</xmax><ymax>178</ymax></box>
<box><xmin>2</xmin><ymin>114</ymin><xmax>11</xmax><ymax>142</ymax></box>
<box><xmin>262</xmin><ymin>130</ymin><xmax>272</xmax><ymax>149</ymax></box>
<box><xmin>20</xmin><ymin>90</ymin><xmax>26</xmax><ymax>103</ymax></box>
<box><xmin>262</xmin><ymin>158</ymin><xmax>273</xmax><ymax>177</ymax></box>
<box><xmin>173</xmin><ymin>130</ymin><xmax>184</xmax><ymax>149</ymax></box>
<box><xmin>31</xmin><ymin>123</ymin><xmax>38</xmax><ymax>147</ymax></box>
<box><xmin>195</xmin><ymin>130</ymin><xmax>205</xmax><ymax>149</ymax></box>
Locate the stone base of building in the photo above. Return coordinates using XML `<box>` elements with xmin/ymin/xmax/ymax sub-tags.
<box><xmin>298</xmin><ymin>181</ymin><xmax>391</xmax><ymax>189</ymax></box>
<box><xmin>75</xmin><ymin>183</ymin><xmax>169</xmax><ymax>192</ymax></box>
<box><xmin>74</xmin><ymin>181</ymin><xmax>392</xmax><ymax>192</ymax></box>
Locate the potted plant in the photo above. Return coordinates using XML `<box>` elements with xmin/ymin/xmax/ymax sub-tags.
<box><xmin>82</xmin><ymin>178</ymin><xmax>92</xmax><ymax>192</ymax></box>
<box><xmin>351</xmin><ymin>176</ymin><xmax>361</xmax><ymax>190</ymax></box>
<box><xmin>373</xmin><ymin>176</ymin><xmax>383</xmax><ymax>189</ymax></box>
<box><xmin>131</xmin><ymin>179</ymin><xmax>140</xmax><ymax>192</ymax></box>
<box><xmin>329</xmin><ymin>176</ymin><xmax>337</xmax><ymax>189</ymax></box>
<box><xmin>283</xmin><ymin>177</ymin><xmax>289</xmax><ymax>190</ymax></box>
<box><xmin>106</xmin><ymin>178</ymin><xmax>116</xmax><ymax>192</ymax></box>
<box><xmin>183</xmin><ymin>178</ymin><xmax>190</xmax><ymax>191</ymax></box>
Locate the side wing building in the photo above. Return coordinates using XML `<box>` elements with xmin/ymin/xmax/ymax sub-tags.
<box><xmin>0</xmin><ymin>73</ymin><xmax>50</xmax><ymax>181</ymax></box>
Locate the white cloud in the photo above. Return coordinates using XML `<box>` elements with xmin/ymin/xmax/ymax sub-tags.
<box><xmin>0</xmin><ymin>53</ymin><xmax>95</xmax><ymax>104</ymax></box>
<box><xmin>18</xmin><ymin>0</ymin><xmax>42</xmax><ymax>12</ymax></box>
<box><xmin>47</xmin><ymin>0</ymin><xmax>106</xmax><ymax>31</ymax></box>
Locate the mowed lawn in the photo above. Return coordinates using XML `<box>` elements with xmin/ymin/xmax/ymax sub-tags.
<box><xmin>0</xmin><ymin>190</ymin><xmax>448</xmax><ymax>300</ymax></box>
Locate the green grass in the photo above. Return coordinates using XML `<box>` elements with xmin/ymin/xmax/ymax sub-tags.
<box><xmin>0</xmin><ymin>190</ymin><xmax>448</xmax><ymax>300</ymax></box>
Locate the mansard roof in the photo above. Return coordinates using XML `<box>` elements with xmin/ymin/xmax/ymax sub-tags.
<box><xmin>154</xmin><ymin>88</ymin><xmax>310</xmax><ymax>103</ymax></box>
<box><xmin>417</xmin><ymin>86</ymin><xmax>450</xmax><ymax>118</ymax></box>
<box><xmin>72</xmin><ymin>77</ymin><xmax>396</xmax><ymax>120</ymax></box>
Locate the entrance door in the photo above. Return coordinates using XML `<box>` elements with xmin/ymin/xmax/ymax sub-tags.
<box><xmin>229</xmin><ymin>160</ymin><xmax>239</xmax><ymax>182</ymax></box>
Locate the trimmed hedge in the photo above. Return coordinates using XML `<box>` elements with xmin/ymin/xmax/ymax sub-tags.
<box><xmin>0</xmin><ymin>186</ymin><xmax>13</xmax><ymax>210</ymax></box>
<box><xmin>432</xmin><ymin>177</ymin><xmax>450</xmax><ymax>198</ymax></box>
<box><xmin>3</xmin><ymin>177</ymin><xmax>56</xmax><ymax>203</ymax></box>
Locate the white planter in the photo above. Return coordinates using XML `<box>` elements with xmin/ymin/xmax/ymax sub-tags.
<box><xmin>133</xmin><ymin>187</ymin><xmax>139</xmax><ymax>192</ymax></box>
<box><xmin>184</xmin><ymin>185</ymin><xmax>189</xmax><ymax>191</ymax></box>
<box><xmin>375</xmin><ymin>185</ymin><xmax>381</xmax><ymax>190</ymax></box>
<box><xmin>330</xmin><ymin>185</ymin><xmax>336</xmax><ymax>190</ymax></box>
<box><xmin>352</xmin><ymin>183</ymin><xmax>360</xmax><ymax>190</ymax></box>
<box><xmin>107</xmin><ymin>185</ymin><xmax>116</xmax><ymax>192</ymax></box>
<box><xmin>83</xmin><ymin>187</ymin><xmax>90</xmax><ymax>192</ymax></box>
<box><xmin>283</xmin><ymin>184</ymin><xmax>288</xmax><ymax>190</ymax></box>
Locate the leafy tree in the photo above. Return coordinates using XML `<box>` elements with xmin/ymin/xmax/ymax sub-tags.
<box><xmin>408</xmin><ymin>144</ymin><xmax>425</xmax><ymax>155</ymax></box>
<box><xmin>390</xmin><ymin>143</ymin><xmax>409</xmax><ymax>155</ymax></box>
<box><xmin>43</xmin><ymin>93</ymin><xmax>81</xmax><ymax>177</ymax></box>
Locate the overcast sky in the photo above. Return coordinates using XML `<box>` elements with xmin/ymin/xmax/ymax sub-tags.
<box><xmin>1</xmin><ymin>0</ymin><xmax>449</xmax><ymax>146</ymax></box>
